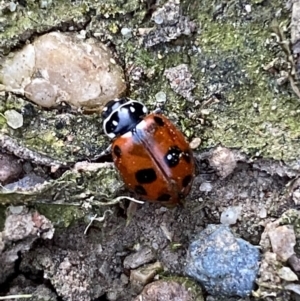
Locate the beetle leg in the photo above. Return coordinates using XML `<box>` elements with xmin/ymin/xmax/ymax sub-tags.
<box><xmin>93</xmin><ymin>144</ymin><xmax>112</xmax><ymax>161</ymax></box>
<box><xmin>153</xmin><ymin>108</ymin><xmax>162</xmax><ymax>114</ymax></box>
<box><xmin>100</xmin><ymin>144</ymin><xmax>112</xmax><ymax>156</ymax></box>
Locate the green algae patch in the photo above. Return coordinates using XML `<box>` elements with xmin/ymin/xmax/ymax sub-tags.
<box><xmin>1</xmin><ymin>0</ymin><xmax>297</xmax><ymax>164</ymax></box>
<box><xmin>179</xmin><ymin>1</ymin><xmax>300</xmax><ymax>161</ymax></box>
<box><xmin>104</xmin><ymin>0</ymin><xmax>300</xmax><ymax>162</ymax></box>
<box><xmin>0</xmin><ymin>0</ymin><xmax>144</xmax><ymax>54</ymax></box>
<box><xmin>0</xmin><ymin>96</ymin><xmax>107</xmax><ymax>162</ymax></box>
<box><xmin>35</xmin><ymin>203</ymin><xmax>85</xmax><ymax>228</ymax></box>
<box><xmin>0</xmin><ymin>163</ymin><xmax>122</xmax><ymax>206</ymax></box>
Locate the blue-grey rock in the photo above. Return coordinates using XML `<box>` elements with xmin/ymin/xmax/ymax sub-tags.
<box><xmin>4</xmin><ymin>173</ymin><xmax>46</xmax><ymax>190</ymax></box>
<box><xmin>185</xmin><ymin>224</ymin><xmax>260</xmax><ymax>297</ymax></box>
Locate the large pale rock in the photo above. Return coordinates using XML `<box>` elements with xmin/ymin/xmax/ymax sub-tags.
<box><xmin>0</xmin><ymin>32</ymin><xmax>126</xmax><ymax>110</ymax></box>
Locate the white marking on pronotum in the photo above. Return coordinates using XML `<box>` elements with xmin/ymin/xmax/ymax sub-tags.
<box><xmin>107</xmin><ymin>132</ymin><xmax>116</xmax><ymax>139</ymax></box>
<box><xmin>103</xmin><ymin>99</ymin><xmax>147</xmax><ymax>137</ymax></box>
<box><xmin>122</xmin><ymin>131</ymin><xmax>133</xmax><ymax>138</ymax></box>
<box><xmin>112</xmin><ymin>120</ymin><xmax>118</xmax><ymax>126</ymax></box>
<box><xmin>136</xmin><ymin>120</ymin><xmax>147</xmax><ymax>130</ymax></box>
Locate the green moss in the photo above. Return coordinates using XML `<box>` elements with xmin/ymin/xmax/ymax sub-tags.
<box><xmin>0</xmin><ymin>165</ymin><xmax>122</xmax><ymax>206</ymax></box>
<box><xmin>0</xmin><ymin>95</ymin><xmax>109</xmax><ymax>162</ymax></box>
<box><xmin>1</xmin><ymin>0</ymin><xmax>296</xmax><ymax>163</ymax></box>
<box><xmin>280</xmin><ymin>209</ymin><xmax>300</xmax><ymax>232</ymax></box>
<box><xmin>106</xmin><ymin>0</ymin><xmax>298</xmax><ymax>162</ymax></box>
<box><xmin>35</xmin><ymin>203</ymin><xmax>85</xmax><ymax>228</ymax></box>
<box><xmin>177</xmin><ymin>0</ymin><xmax>299</xmax><ymax>160</ymax></box>
<box><xmin>0</xmin><ymin>0</ymin><xmax>143</xmax><ymax>53</ymax></box>
<box><xmin>0</xmin><ymin>113</ymin><xmax>6</xmax><ymax>128</ymax></box>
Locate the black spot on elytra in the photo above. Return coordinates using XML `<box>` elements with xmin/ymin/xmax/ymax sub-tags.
<box><xmin>182</xmin><ymin>151</ymin><xmax>191</xmax><ymax>164</ymax></box>
<box><xmin>182</xmin><ymin>175</ymin><xmax>193</xmax><ymax>188</ymax></box>
<box><xmin>134</xmin><ymin>185</ymin><xmax>147</xmax><ymax>195</ymax></box>
<box><xmin>157</xmin><ymin>194</ymin><xmax>171</xmax><ymax>202</ymax></box>
<box><xmin>113</xmin><ymin>145</ymin><xmax>122</xmax><ymax>157</ymax></box>
<box><xmin>179</xmin><ymin>193</ymin><xmax>185</xmax><ymax>199</ymax></box>
<box><xmin>154</xmin><ymin>116</ymin><xmax>164</xmax><ymax>126</ymax></box>
<box><xmin>135</xmin><ymin>168</ymin><xmax>157</xmax><ymax>184</ymax></box>
<box><xmin>164</xmin><ymin>146</ymin><xmax>182</xmax><ymax>168</ymax></box>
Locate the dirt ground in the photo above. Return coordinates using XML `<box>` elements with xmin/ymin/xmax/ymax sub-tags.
<box><xmin>1</xmin><ymin>150</ymin><xmax>297</xmax><ymax>300</ymax></box>
<box><xmin>1</xmin><ymin>0</ymin><xmax>300</xmax><ymax>300</ymax></box>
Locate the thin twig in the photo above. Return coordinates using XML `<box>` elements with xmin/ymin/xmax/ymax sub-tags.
<box><xmin>0</xmin><ymin>295</ymin><xmax>33</xmax><ymax>300</ymax></box>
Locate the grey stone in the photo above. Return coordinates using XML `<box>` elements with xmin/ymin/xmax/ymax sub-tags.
<box><xmin>123</xmin><ymin>246</ymin><xmax>156</xmax><ymax>269</ymax></box>
<box><xmin>185</xmin><ymin>224</ymin><xmax>260</xmax><ymax>297</ymax></box>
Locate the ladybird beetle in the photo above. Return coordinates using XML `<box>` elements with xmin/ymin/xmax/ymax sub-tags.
<box><xmin>102</xmin><ymin>98</ymin><xmax>195</xmax><ymax>206</ymax></box>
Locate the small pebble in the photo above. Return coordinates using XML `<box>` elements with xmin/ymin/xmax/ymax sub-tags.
<box><xmin>9</xmin><ymin>2</ymin><xmax>17</xmax><ymax>12</ymax></box>
<box><xmin>189</xmin><ymin>137</ymin><xmax>201</xmax><ymax>149</ymax></box>
<box><xmin>121</xmin><ymin>27</ymin><xmax>132</xmax><ymax>38</ymax></box>
<box><xmin>152</xmin><ymin>242</ymin><xmax>159</xmax><ymax>250</ymax></box>
<box><xmin>292</xmin><ymin>188</ymin><xmax>300</xmax><ymax>205</ymax></box>
<box><xmin>153</xmin><ymin>13</ymin><xmax>164</xmax><ymax>25</ymax></box>
<box><xmin>106</xmin><ymin>291</ymin><xmax>118</xmax><ymax>301</ymax></box>
<box><xmin>0</xmin><ymin>233</ymin><xmax>4</xmax><ymax>253</ymax></box>
<box><xmin>155</xmin><ymin>91</ymin><xmax>167</xmax><ymax>103</ymax></box>
<box><xmin>244</xmin><ymin>4</ymin><xmax>251</xmax><ymax>13</ymax></box>
<box><xmin>9</xmin><ymin>206</ymin><xmax>24</xmax><ymax>214</ymax></box>
<box><xmin>278</xmin><ymin>267</ymin><xmax>298</xmax><ymax>281</ymax></box>
<box><xmin>164</xmin><ymin>64</ymin><xmax>195</xmax><ymax>102</ymax></box>
<box><xmin>4</xmin><ymin>212</ymin><xmax>54</xmax><ymax>241</ymax></box>
<box><xmin>39</xmin><ymin>0</ymin><xmax>52</xmax><ymax>9</ymax></box>
<box><xmin>4</xmin><ymin>110</ymin><xmax>23</xmax><ymax>129</ymax></box>
<box><xmin>22</xmin><ymin>162</ymin><xmax>33</xmax><ymax>174</ymax></box>
<box><xmin>4</xmin><ymin>173</ymin><xmax>46</xmax><ymax>190</ymax></box>
<box><xmin>285</xmin><ymin>283</ymin><xmax>300</xmax><ymax>295</ymax></box>
<box><xmin>130</xmin><ymin>262</ymin><xmax>162</xmax><ymax>285</ymax></box>
<box><xmin>220</xmin><ymin>206</ymin><xmax>242</xmax><ymax>225</ymax></box>
<box><xmin>143</xmin><ymin>0</ymin><xmax>196</xmax><ymax>48</ymax></box>
<box><xmin>199</xmin><ymin>182</ymin><xmax>213</xmax><ymax>192</ymax></box>
<box><xmin>268</xmin><ymin>225</ymin><xmax>296</xmax><ymax>262</ymax></box>
<box><xmin>288</xmin><ymin>254</ymin><xmax>300</xmax><ymax>272</ymax></box>
<box><xmin>0</xmin><ymin>153</ymin><xmax>22</xmax><ymax>184</ymax></box>
<box><xmin>209</xmin><ymin>146</ymin><xmax>237</xmax><ymax>178</ymax></box>
<box><xmin>120</xmin><ymin>273</ymin><xmax>129</xmax><ymax>285</ymax></box>
<box><xmin>123</xmin><ymin>246</ymin><xmax>156</xmax><ymax>269</ymax></box>
<box><xmin>259</xmin><ymin>207</ymin><xmax>267</xmax><ymax>219</ymax></box>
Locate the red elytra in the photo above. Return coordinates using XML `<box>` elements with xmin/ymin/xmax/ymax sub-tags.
<box><xmin>102</xmin><ymin>99</ymin><xmax>195</xmax><ymax>205</ymax></box>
